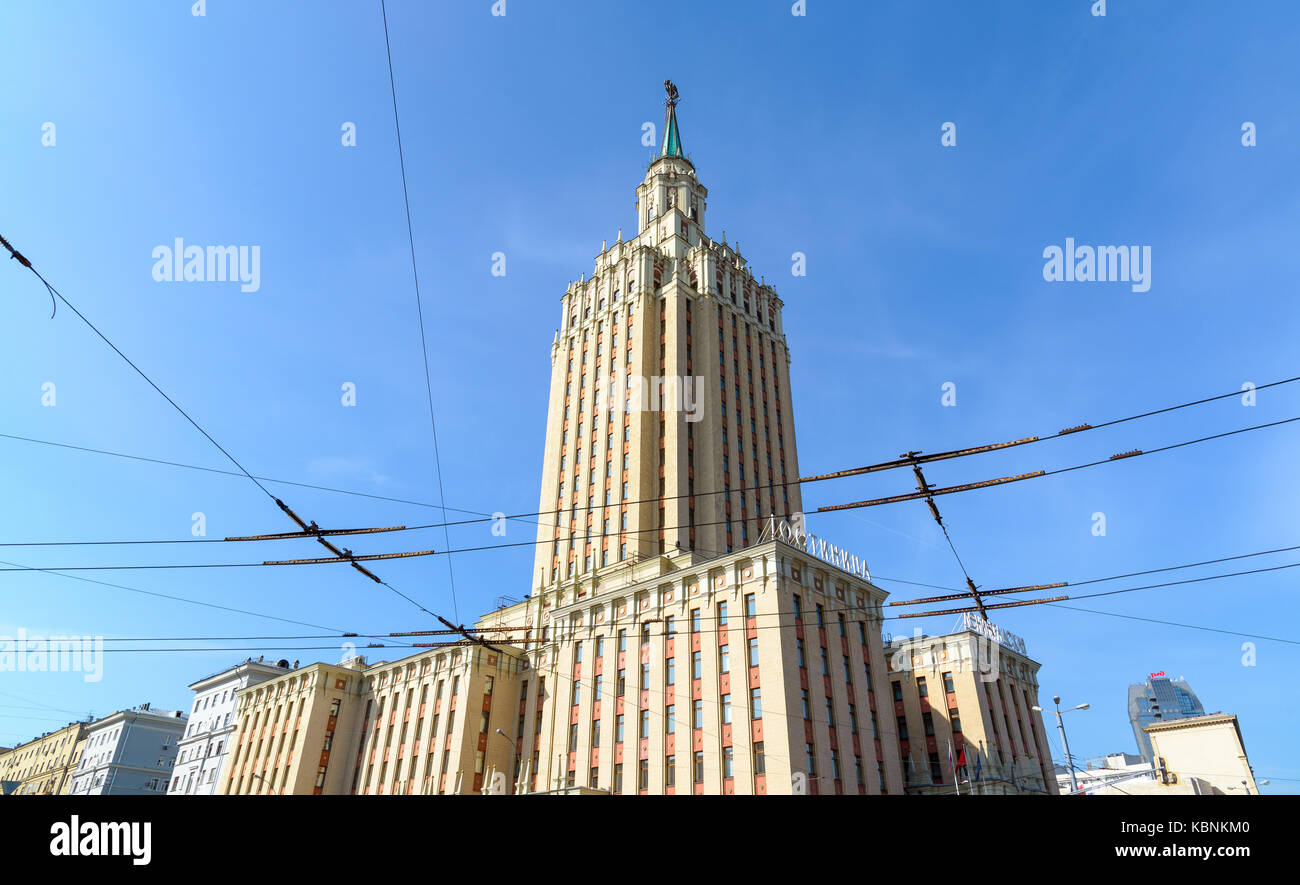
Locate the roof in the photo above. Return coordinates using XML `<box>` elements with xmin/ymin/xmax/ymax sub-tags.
<box><xmin>660</xmin><ymin>101</ymin><xmax>683</xmax><ymax>158</ymax></box>
<box><xmin>1144</xmin><ymin>712</ymin><xmax>1239</xmax><ymax>733</ymax></box>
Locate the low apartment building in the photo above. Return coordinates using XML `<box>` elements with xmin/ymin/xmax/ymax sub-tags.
<box><xmin>68</xmin><ymin>704</ymin><xmax>187</xmax><ymax>795</ymax></box>
<box><xmin>887</xmin><ymin>619</ymin><xmax>1057</xmax><ymax>795</ymax></box>
<box><xmin>169</xmin><ymin>657</ymin><xmax>294</xmax><ymax>795</ymax></box>
<box><xmin>0</xmin><ymin>721</ymin><xmax>88</xmax><ymax>795</ymax></box>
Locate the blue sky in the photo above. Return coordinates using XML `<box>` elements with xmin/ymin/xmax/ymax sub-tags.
<box><xmin>1</xmin><ymin>1</ymin><xmax>1296</xmax><ymax>792</ymax></box>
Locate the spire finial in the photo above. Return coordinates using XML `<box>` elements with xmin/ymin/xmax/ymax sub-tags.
<box><xmin>660</xmin><ymin>80</ymin><xmax>683</xmax><ymax>158</ymax></box>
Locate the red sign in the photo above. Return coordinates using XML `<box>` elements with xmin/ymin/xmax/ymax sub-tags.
<box><xmin>1149</xmin><ymin>671</ymin><xmax>1166</xmax><ymax>678</ymax></box>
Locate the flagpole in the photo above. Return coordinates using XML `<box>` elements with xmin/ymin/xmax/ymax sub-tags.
<box><xmin>949</xmin><ymin>740</ymin><xmax>960</xmax><ymax>796</ymax></box>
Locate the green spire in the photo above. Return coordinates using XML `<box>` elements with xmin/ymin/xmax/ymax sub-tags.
<box><xmin>660</xmin><ymin>80</ymin><xmax>683</xmax><ymax>158</ymax></box>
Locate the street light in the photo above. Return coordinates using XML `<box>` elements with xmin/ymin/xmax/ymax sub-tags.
<box><xmin>494</xmin><ymin>728</ymin><xmax>516</xmax><ymax>795</ymax></box>
<box><xmin>1032</xmin><ymin>695</ymin><xmax>1089</xmax><ymax>794</ymax></box>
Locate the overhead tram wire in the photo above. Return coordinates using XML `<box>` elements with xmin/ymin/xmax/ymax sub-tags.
<box><xmin>799</xmin><ymin>373</ymin><xmax>1300</xmax><ymax>486</ymax></box>
<box><xmin>0</xmin><ymin>557</ymin><xmax>352</xmax><ymax>633</ymax></box>
<box><xmin>887</xmin><ymin>541</ymin><xmax>1300</xmax><ymax>607</ymax></box>
<box><xmin>0</xmin><ymin>234</ymin><xmax>276</xmax><ymax>504</ymax></box>
<box><xmin>6</xmin><ymin>408</ymin><xmax>1300</xmax><ymax>555</ymax></box>
<box><xmin>9</xmin><ymin>413</ymin><xmax>1298</xmax><ymax>570</ymax></box>
<box><xmin>0</xmin><ymin>234</ymin><xmax>469</xmax><ymax>638</ymax></box>
<box><xmin>817</xmin><ymin>415</ymin><xmax>1300</xmax><ymax>516</ymax></box>
<box><xmin>3</xmin><ymin>373</ymin><xmax>1298</xmax><ymax>541</ymax></box>
<box><xmin>380</xmin><ymin>0</ymin><xmax>460</xmax><ymax>624</ymax></box>
<box><xmin>21</xmin><ymin>562</ymin><xmax>1300</xmax><ymax>653</ymax></box>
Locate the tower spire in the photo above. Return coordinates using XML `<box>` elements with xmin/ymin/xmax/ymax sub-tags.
<box><xmin>660</xmin><ymin>80</ymin><xmax>683</xmax><ymax>158</ymax></box>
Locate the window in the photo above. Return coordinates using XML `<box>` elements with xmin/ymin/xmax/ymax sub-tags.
<box><xmin>943</xmin><ymin>672</ymin><xmax>956</xmax><ymax>694</ymax></box>
<box><xmin>666</xmin><ymin>705</ymin><xmax>675</xmax><ymax>734</ymax></box>
<box><xmin>638</xmin><ymin>759</ymin><xmax>649</xmax><ymax>791</ymax></box>
<box><xmin>747</xmin><ymin>637</ymin><xmax>759</xmax><ymax>668</ymax></box>
<box><xmin>691</xmin><ymin>651</ymin><xmax>702</xmax><ymax>680</ymax></box>
<box><xmin>721</xmin><ymin>694</ymin><xmax>732</xmax><ymax>724</ymax></box>
<box><xmin>801</xmin><ymin>689</ymin><xmax>811</xmax><ymax>720</ymax></box>
<box><xmin>693</xmin><ymin>752</ymin><xmax>705</xmax><ymax>784</ymax></box>
<box><xmin>923</xmin><ymin>712</ymin><xmax>935</xmax><ymax>737</ymax></box>
<box><xmin>892</xmin><ymin>681</ymin><xmax>903</xmax><ymax>702</ymax></box>
<box><xmin>796</xmin><ymin>639</ymin><xmax>805</xmax><ymax>668</ymax></box>
<box><xmin>666</xmin><ymin>657</ymin><xmax>675</xmax><ymax>686</ymax></box>
<box><xmin>666</xmin><ymin>755</ymin><xmax>676</xmax><ymax>787</ymax></box>
<box><xmin>614</xmin><ymin>763</ymin><xmax>624</xmax><ymax>794</ymax></box>
<box><xmin>617</xmin><ymin>669</ymin><xmax>626</xmax><ymax>696</ymax></box>
<box><xmin>690</xmin><ymin>609</ymin><xmax>701</xmax><ymax>632</ymax></box>
<box><xmin>692</xmin><ymin>700</ymin><xmax>704</xmax><ymax>730</ymax></box>
<box><xmin>639</xmin><ymin>710</ymin><xmax>650</xmax><ymax>740</ymax></box>
<box><xmin>805</xmin><ymin>743</ymin><xmax>817</xmax><ymax>777</ymax></box>
<box><xmin>618</xmin><ymin>630</ymin><xmax>627</xmax><ymax>653</ymax></box>
<box><xmin>917</xmin><ymin>677</ymin><xmax>929</xmax><ymax>698</ymax></box>
<box><xmin>896</xmin><ymin>715</ymin><xmax>909</xmax><ymax>741</ymax></box>
<box><xmin>744</xmin><ymin>593</ymin><xmax>756</xmax><ymax>619</ymax></box>
<box><xmin>754</xmin><ymin>742</ymin><xmax>766</xmax><ymax>776</ymax></box>
<box><xmin>592</xmin><ymin>719</ymin><xmax>601</xmax><ymax>747</ymax></box>
<box><xmin>750</xmin><ymin>687</ymin><xmax>762</xmax><ymax>720</ymax></box>
<box><xmin>723</xmin><ymin>746</ymin><xmax>734</xmax><ymax>779</ymax></box>
<box><xmin>717</xmin><ymin>602</ymin><xmax>728</xmax><ymax>627</ymax></box>
<box><xmin>616</xmin><ymin>714</ymin><xmax>625</xmax><ymax>743</ymax></box>
<box><xmin>719</xmin><ymin>645</ymin><xmax>730</xmax><ymax>674</ymax></box>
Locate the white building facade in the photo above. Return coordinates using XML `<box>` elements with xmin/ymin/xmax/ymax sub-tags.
<box><xmin>168</xmin><ymin>657</ymin><xmax>294</xmax><ymax>795</ymax></box>
<box><xmin>68</xmin><ymin>705</ymin><xmax>188</xmax><ymax>795</ymax></box>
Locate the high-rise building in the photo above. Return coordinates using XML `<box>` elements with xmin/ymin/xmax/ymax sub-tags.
<box><xmin>168</xmin><ymin>657</ymin><xmax>294</xmax><ymax>795</ymax></box>
<box><xmin>1128</xmin><ymin>674</ymin><xmax>1204</xmax><ymax>762</ymax></box>
<box><xmin>212</xmin><ymin>83</ymin><xmax>1055</xmax><ymax>799</ymax></box>
<box><xmin>531</xmin><ymin>82</ymin><xmax>801</xmax><ymax>592</ymax></box>
<box><xmin>68</xmin><ymin>705</ymin><xmax>187</xmax><ymax>795</ymax></box>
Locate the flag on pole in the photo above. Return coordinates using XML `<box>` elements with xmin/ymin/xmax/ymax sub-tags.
<box><xmin>948</xmin><ymin>740</ymin><xmax>960</xmax><ymax>795</ymax></box>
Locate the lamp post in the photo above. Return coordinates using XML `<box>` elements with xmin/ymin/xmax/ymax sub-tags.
<box><xmin>1032</xmin><ymin>696</ymin><xmax>1089</xmax><ymax>794</ymax></box>
<box><xmin>495</xmin><ymin>728</ymin><xmax>516</xmax><ymax>795</ymax></box>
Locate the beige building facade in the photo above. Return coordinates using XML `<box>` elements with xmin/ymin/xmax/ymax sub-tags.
<box><xmin>0</xmin><ymin>720</ymin><xmax>88</xmax><ymax>796</ymax></box>
<box><xmin>888</xmin><ymin>627</ymin><xmax>1057</xmax><ymax>795</ymax></box>
<box><xmin>1082</xmin><ymin>713</ymin><xmax>1259</xmax><ymax>796</ymax></box>
<box><xmin>220</xmin><ymin>650</ymin><xmax>525</xmax><ymax>796</ymax></box>
<box><xmin>530</xmin><ymin>87</ymin><xmax>801</xmax><ymax>592</ymax></box>
<box><xmin>478</xmin><ymin>537</ymin><xmax>904</xmax><ymax>796</ymax></box>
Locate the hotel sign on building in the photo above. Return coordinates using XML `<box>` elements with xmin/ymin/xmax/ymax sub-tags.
<box><xmin>958</xmin><ymin>612</ymin><xmax>1028</xmax><ymax>656</ymax></box>
<box><xmin>763</xmin><ymin>515</ymin><xmax>872</xmax><ymax>582</ymax></box>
